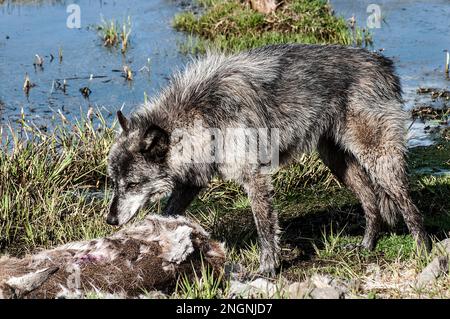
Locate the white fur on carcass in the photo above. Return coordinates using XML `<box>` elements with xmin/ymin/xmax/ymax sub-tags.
<box><xmin>0</xmin><ymin>215</ymin><xmax>225</xmax><ymax>299</ymax></box>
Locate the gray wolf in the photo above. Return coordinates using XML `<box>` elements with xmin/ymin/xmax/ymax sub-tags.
<box><xmin>0</xmin><ymin>216</ymin><xmax>225</xmax><ymax>298</ymax></box>
<box><xmin>106</xmin><ymin>44</ymin><xmax>430</xmax><ymax>275</ymax></box>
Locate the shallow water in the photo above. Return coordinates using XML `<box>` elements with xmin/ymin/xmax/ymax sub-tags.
<box><xmin>0</xmin><ymin>0</ymin><xmax>449</xmax><ymax>147</ymax></box>
<box><xmin>330</xmin><ymin>0</ymin><xmax>450</xmax><ymax>147</ymax></box>
<box><xmin>0</xmin><ymin>0</ymin><xmax>188</xmax><ymax>127</ymax></box>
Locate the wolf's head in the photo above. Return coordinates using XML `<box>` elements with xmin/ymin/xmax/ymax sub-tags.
<box><xmin>106</xmin><ymin>111</ymin><xmax>174</xmax><ymax>225</ymax></box>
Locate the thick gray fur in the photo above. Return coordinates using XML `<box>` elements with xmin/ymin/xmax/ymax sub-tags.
<box><xmin>107</xmin><ymin>44</ymin><xmax>430</xmax><ymax>275</ymax></box>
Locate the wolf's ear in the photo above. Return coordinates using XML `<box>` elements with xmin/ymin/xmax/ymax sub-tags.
<box><xmin>140</xmin><ymin>125</ymin><xmax>169</xmax><ymax>162</ymax></box>
<box><xmin>117</xmin><ymin>110</ymin><xmax>129</xmax><ymax>133</ymax></box>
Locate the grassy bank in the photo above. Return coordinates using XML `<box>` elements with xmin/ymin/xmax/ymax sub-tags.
<box><xmin>173</xmin><ymin>0</ymin><xmax>372</xmax><ymax>53</ymax></box>
<box><xmin>0</xmin><ymin>113</ymin><xmax>115</xmax><ymax>255</ymax></box>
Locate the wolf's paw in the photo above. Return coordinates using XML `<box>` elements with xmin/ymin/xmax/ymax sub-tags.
<box><xmin>258</xmin><ymin>252</ymin><xmax>280</xmax><ymax>277</ymax></box>
<box><xmin>343</xmin><ymin>238</ymin><xmax>377</xmax><ymax>252</ymax></box>
<box><xmin>360</xmin><ymin>238</ymin><xmax>377</xmax><ymax>251</ymax></box>
<box><xmin>343</xmin><ymin>242</ymin><xmax>366</xmax><ymax>251</ymax></box>
<box><xmin>415</xmin><ymin>233</ymin><xmax>432</xmax><ymax>256</ymax></box>
<box><xmin>257</xmin><ymin>265</ymin><xmax>277</xmax><ymax>277</ymax></box>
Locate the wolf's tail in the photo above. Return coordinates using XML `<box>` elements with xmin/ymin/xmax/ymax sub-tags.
<box><xmin>377</xmin><ymin>190</ymin><xmax>400</xmax><ymax>227</ymax></box>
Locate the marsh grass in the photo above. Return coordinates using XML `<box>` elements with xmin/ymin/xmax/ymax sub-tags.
<box><xmin>98</xmin><ymin>18</ymin><xmax>119</xmax><ymax>47</ymax></box>
<box><xmin>97</xmin><ymin>16</ymin><xmax>132</xmax><ymax>53</ymax></box>
<box><xmin>120</xmin><ymin>16</ymin><xmax>132</xmax><ymax>53</ymax></box>
<box><xmin>173</xmin><ymin>0</ymin><xmax>372</xmax><ymax>53</ymax></box>
<box><xmin>0</xmin><ymin>110</ymin><xmax>116</xmax><ymax>255</ymax></box>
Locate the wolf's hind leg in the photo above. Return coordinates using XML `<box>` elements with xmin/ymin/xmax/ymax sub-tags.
<box><xmin>163</xmin><ymin>184</ymin><xmax>202</xmax><ymax>216</ymax></box>
<box><xmin>318</xmin><ymin>136</ymin><xmax>381</xmax><ymax>250</ymax></box>
<box><xmin>343</xmin><ymin>112</ymin><xmax>431</xmax><ymax>252</ymax></box>
<box><xmin>356</xmin><ymin>150</ymin><xmax>430</xmax><ymax>252</ymax></box>
<box><xmin>243</xmin><ymin>174</ymin><xmax>280</xmax><ymax>276</ymax></box>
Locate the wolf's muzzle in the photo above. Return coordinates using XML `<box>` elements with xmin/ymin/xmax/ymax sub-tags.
<box><xmin>106</xmin><ymin>214</ymin><xmax>119</xmax><ymax>225</ymax></box>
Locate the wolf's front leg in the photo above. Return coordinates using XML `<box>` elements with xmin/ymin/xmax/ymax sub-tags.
<box><xmin>244</xmin><ymin>174</ymin><xmax>280</xmax><ymax>276</ymax></box>
<box><xmin>163</xmin><ymin>183</ymin><xmax>202</xmax><ymax>216</ymax></box>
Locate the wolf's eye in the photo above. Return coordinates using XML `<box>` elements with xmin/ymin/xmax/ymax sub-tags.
<box><xmin>126</xmin><ymin>182</ymin><xmax>139</xmax><ymax>190</ymax></box>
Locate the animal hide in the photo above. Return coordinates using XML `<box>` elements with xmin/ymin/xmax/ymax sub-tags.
<box><xmin>0</xmin><ymin>215</ymin><xmax>225</xmax><ymax>298</ymax></box>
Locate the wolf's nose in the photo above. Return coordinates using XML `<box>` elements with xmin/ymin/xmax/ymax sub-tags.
<box><xmin>106</xmin><ymin>214</ymin><xmax>119</xmax><ymax>226</ymax></box>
